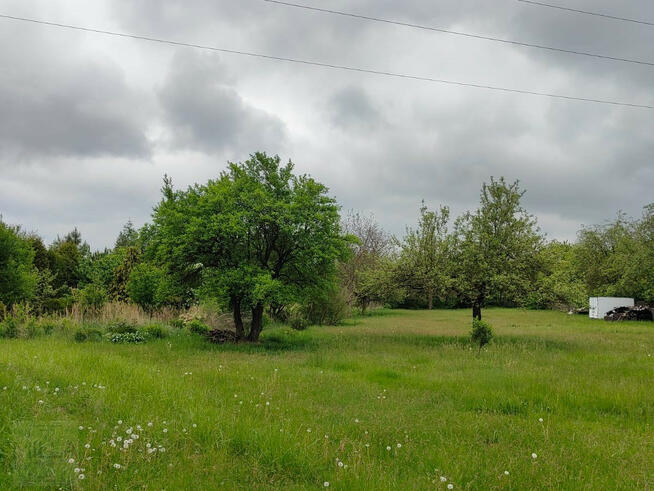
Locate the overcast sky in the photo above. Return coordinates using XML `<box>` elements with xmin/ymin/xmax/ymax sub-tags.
<box><xmin>1</xmin><ymin>0</ymin><xmax>653</xmax><ymax>249</ymax></box>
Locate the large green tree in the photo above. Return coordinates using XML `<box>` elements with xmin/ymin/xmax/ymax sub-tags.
<box><xmin>453</xmin><ymin>178</ymin><xmax>543</xmax><ymax>319</ymax></box>
<box><xmin>148</xmin><ymin>153</ymin><xmax>348</xmax><ymax>341</ymax></box>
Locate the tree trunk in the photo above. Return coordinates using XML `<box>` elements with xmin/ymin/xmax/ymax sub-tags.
<box><xmin>361</xmin><ymin>298</ymin><xmax>368</xmax><ymax>315</ymax></box>
<box><xmin>232</xmin><ymin>296</ymin><xmax>244</xmax><ymax>340</ymax></box>
<box><xmin>472</xmin><ymin>290</ymin><xmax>484</xmax><ymax>320</ymax></box>
<box><xmin>427</xmin><ymin>292</ymin><xmax>434</xmax><ymax>310</ymax></box>
<box><xmin>247</xmin><ymin>303</ymin><xmax>264</xmax><ymax>342</ymax></box>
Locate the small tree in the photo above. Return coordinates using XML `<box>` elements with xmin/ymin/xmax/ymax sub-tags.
<box><xmin>395</xmin><ymin>203</ymin><xmax>451</xmax><ymax>309</ymax></box>
<box><xmin>0</xmin><ymin>221</ymin><xmax>37</xmax><ymax>307</ymax></box>
<box><xmin>453</xmin><ymin>178</ymin><xmax>543</xmax><ymax>320</ymax></box>
<box><xmin>127</xmin><ymin>263</ymin><xmax>161</xmax><ymax>317</ymax></box>
<box><xmin>76</xmin><ymin>283</ymin><xmax>107</xmax><ymax>317</ymax></box>
<box><xmin>471</xmin><ymin>318</ymin><xmax>493</xmax><ymax>354</ymax></box>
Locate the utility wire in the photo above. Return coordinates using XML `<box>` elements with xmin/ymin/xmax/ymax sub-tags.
<box><xmin>263</xmin><ymin>0</ymin><xmax>654</xmax><ymax>67</ymax></box>
<box><xmin>0</xmin><ymin>13</ymin><xmax>652</xmax><ymax>110</ymax></box>
<box><xmin>517</xmin><ymin>0</ymin><xmax>654</xmax><ymax>27</ymax></box>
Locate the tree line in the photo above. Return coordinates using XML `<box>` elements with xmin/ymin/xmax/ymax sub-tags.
<box><xmin>2</xmin><ymin>152</ymin><xmax>653</xmax><ymax>341</ymax></box>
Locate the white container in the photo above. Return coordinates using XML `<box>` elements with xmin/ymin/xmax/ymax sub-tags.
<box><xmin>589</xmin><ymin>297</ymin><xmax>634</xmax><ymax>319</ymax></box>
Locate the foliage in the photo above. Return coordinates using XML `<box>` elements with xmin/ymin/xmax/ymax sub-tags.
<box><xmin>106</xmin><ymin>320</ymin><xmax>138</xmax><ymax>334</ymax></box>
<box><xmin>301</xmin><ymin>282</ymin><xmax>348</xmax><ymax>326</ymax></box>
<box><xmin>108</xmin><ymin>331</ymin><xmax>146</xmax><ymax>344</ymax></box>
<box><xmin>470</xmin><ymin>318</ymin><xmax>493</xmax><ymax>352</ymax></box>
<box><xmin>0</xmin><ymin>221</ymin><xmax>37</xmax><ymax>306</ymax></box>
<box><xmin>115</xmin><ymin>220</ymin><xmax>140</xmax><ymax>249</ymax></box>
<box><xmin>148</xmin><ymin>153</ymin><xmax>349</xmax><ymax>341</ymax></box>
<box><xmin>110</xmin><ymin>247</ymin><xmax>141</xmax><ymax>302</ymax></box>
<box><xmin>75</xmin><ymin>283</ymin><xmax>107</xmax><ymax>315</ymax></box>
<box><xmin>453</xmin><ymin>178</ymin><xmax>543</xmax><ymax>319</ymax></box>
<box><xmin>126</xmin><ymin>262</ymin><xmax>179</xmax><ymax>315</ymax></box>
<box><xmin>395</xmin><ymin>203</ymin><xmax>451</xmax><ymax>310</ymax></box>
<box><xmin>141</xmin><ymin>323</ymin><xmax>168</xmax><ymax>339</ymax></box>
<box><xmin>187</xmin><ymin>319</ymin><xmax>210</xmax><ymax>336</ymax></box>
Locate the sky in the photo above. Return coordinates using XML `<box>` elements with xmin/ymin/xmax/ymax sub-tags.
<box><xmin>1</xmin><ymin>0</ymin><xmax>653</xmax><ymax>250</ymax></box>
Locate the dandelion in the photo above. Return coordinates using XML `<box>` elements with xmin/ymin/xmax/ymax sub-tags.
<box><xmin>2</xmin><ymin>386</ymin><xmax>6</xmax><ymax>390</ymax></box>
<box><xmin>146</xmin><ymin>443</ymin><xmax>151</xmax><ymax>448</ymax></box>
<box><xmin>325</xmin><ymin>434</ymin><xmax>329</xmax><ymax>439</ymax></box>
<box><xmin>147</xmin><ymin>422</ymin><xmax>153</xmax><ymax>427</ymax></box>
<box><xmin>338</xmin><ymin>461</ymin><xmax>344</xmax><ymax>467</ymax></box>
<box><xmin>397</xmin><ymin>443</ymin><xmax>402</xmax><ymax>448</ymax></box>
<box><xmin>266</xmin><ymin>401</ymin><xmax>270</xmax><ymax>406</ymax></box>
<box><xmin>55</xmin><ymin>387</ymin><xmax>59</xmax><ymax>392</ymax></box>
<box><xmin>84</xmin><ymin>444</ymin><xmax>90</xmax><ymax>449</ymax></box>
<box><xmin>116</xmin><ymin>436</ymin><xmax>122</xmax><ymax>442</ymax></box>
<box><xmin>126</xmin><ymin>428</ymin><xmax>133</xmax><ymax>435</ymax></box>
<box><xmin>324</xmin><ymin>482</ymin><xmax>329</xmax><ymax>487</ymax></box>
<box><xmin>440</xmin><ymin>476</ymin><xmax>447</xmax><ymax>482</ymax></box>
<box><xmin>38</xmin><ymin>400</ymin><xmax>44</xmax><ymax>404</ymax></box>
<box><xmin>538</xmin><ymin>418</ymin><xmax>543</xmax><ymax>423</ymax></box>
<box><xmin>113</xmin><ymin>463</ymin><xmax>121</xmax><ymax>469</ymax></box>
<box><xmin>504</xmin><ymin>471</ymin><xmax>510</xmax><ymax>475</ymax></box>
<box><xmin>117</xmin><ymin>420</ymin><xmax>122</xmax><ymax>425</ymax></box>
<box><xmin>22</xmin><ymin>386</ymin><xmax>27</xmax><ymax>390</ymax></box>
<box><xmin>74</xmin><ymin>468</ymin><xmax>81</xmax><ymax>474</ymax></box>
<box><xmin>354</xmin><ymin>418</ymin><xmax>359</xmax><ymax>423</ymax></box>
<box><xmin>386</xmin><ymin>446</ymin><xmax>391</xmax><ymax>451</ymax></box>
<box><xmin>68</xmin><ymin>458</ymin><xmax>75</xmax><ymax>464</ymax></box>
<box><xmin>163</xmin><ymin>428</ymin><xmax>168</xmax><ymax>433</ymax></box>
<box><xmin>78</xmin><ymin>474</ymin><xmax>85</xmax><ymax>480</ymax></box>
<box><xmin>192</xmin><ymin>423</ymin><xmax>197</xmax><ymax>428</ymax></box>
<box><xmin>160</xmin><ymin>447</ymin><xmax>166</xmax><ymax>453</ymax></box>
<box><xmin>532</xmin><ymin>453</ymin><xmax>538</xmax><ymax>459</ymax></box>
<box><xmin>447</xmin><ymin>484</ymin><xmax>453</xmax><ymax>490</ymax></box>
<box><xmin>307</xmin><ymin>428</ymin><xmax>312</xmax><ymax>433</ymax></box>
<box><xmin>365</xmin><ymin>443</ymin><xmax>370</xmax><ymax>448</ymax></box>
<box><xmin>79</xmin><ymin>426</ymin><xmax>84</xmax><ymax>431</ymax></box>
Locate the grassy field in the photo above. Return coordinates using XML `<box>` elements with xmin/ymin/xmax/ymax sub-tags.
<box><xmin>0</xmin><ymin>309</ymin><xmax>652</xmax><ymax>490</ymax></box>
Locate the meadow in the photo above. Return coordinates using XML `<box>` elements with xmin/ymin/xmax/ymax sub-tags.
<box><xmin>0</xmin><ymin>309</ymin><xmax>652</xmax><ymax>489</ymax></box>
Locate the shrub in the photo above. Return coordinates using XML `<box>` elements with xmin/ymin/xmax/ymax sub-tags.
<box><xmin>141</xmin><ymin>323</ymin><xmax>167</xmax><ymax>339</ymax></box>
<box><xmin>169</xmin><ymin>319</ymin><xmax>185</xmax><ymax>330</ymax></box>
<box><xmin>290</xmin><ymin>315</ymin><xmax>308</xmax><ymax>331</ymax></box>
<box><xmin>24</xmin><ymin>318</ymin><xmax>42</xmax><ymax>338</ymax></box>
<box><xmin>106</xmin><ymin>320</ymin><xmax>138</xmax><ymax>334</ymax></box>
<box><xmin>187</xmin><ymin>319</ymin><xmax>210</xmax><ymax>336</ymax></box>
<box><xmin>109</xmin><ymin>332</ymin><xmax>146</xmax><ymax>344</ymax></box>
<box><xmin>0</xmin><ymin>301</ymin><xmax>6</xmax><ymax>321</ymax></box>
<box><xmin>471</xmin><ymin>318</ymin><xmax>493</xmax><ymax>353</ymax></box>
<box><xmin>74</xmin><ymin>328</ymin><xmax>88</xmax><ymax>342</ymax></box>
<box><xmin>39</xmin><ymin>318</ymin><xmax>59</xmax><ymax>335</ymax></box>
<box><xmin>0</xmin><ymin>317</ymin><xmax>18</xmax><ymax>338</ymax></box>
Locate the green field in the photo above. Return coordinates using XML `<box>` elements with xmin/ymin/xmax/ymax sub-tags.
<box><xmin>1</xmin><ymin>309</ymin><xmax>652</xmax><ymax>489</ymax></box>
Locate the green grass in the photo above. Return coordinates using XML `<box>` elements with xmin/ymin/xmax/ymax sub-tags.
<box><xmin>0</xmin><ymin>309</ymin><xmax>653</xmax><ymax>489</ymax></box>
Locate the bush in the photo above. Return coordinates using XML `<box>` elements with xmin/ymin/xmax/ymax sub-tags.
<box><xmin>169</xmin><ymin>319</ymin><xmax>185</xmax><ymax>330</ymax></box>
<box><xmin>0</xmin><ymin>301</ymin><xmax>6</xmax><ymax>321</ymax></box>
<box><xmin>290</xmin><ymin>315</ymin><xmax>308</xmax><ymax>331</ymax></box>
<box><xmin>74</xmin><ymin>328</ymin><xmax>88</xmax><ymax>343</ymax></box>
<box><xmin>471</xmin><ymin>318</ymin><xmax>493</xmax><ymax>353</ymax></box>
<box><xmin>0</xmin><ymin>317</ymin><xmax>18</xmax><ymax>338</ymax></box>
<box><xmin>187</xmin><ymin>319</ymin><xmax>210</xmax><ymax>336</ymax></box>
<box><xmin>141</xmin><ymin>323</ymin><xmax>167</xmax><ymax>339</ymax></box>
<box><xmin>106</xmin><ymin>320</ymin><xmax>138</xmax><ymax>334</ymax></box>
<box><xmin>108</xmin><ymin>332</ymin><xmax>146</xmax><ymax>344</ymax></box>
<box><xmin>39</xmin><ymin>318</ymin><xmax>59</xmax><ymax>335</ymax></box>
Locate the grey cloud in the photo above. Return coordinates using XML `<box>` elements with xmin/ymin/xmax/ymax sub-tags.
<box><xmin>0</xmin><ymin>25</ymin><xmax>151</xmax><ymax>161</ymax></box>
<box><xmin>158</xmin><ymin>51</ymin><xmax>287</xmax><ymax>155</ymax></box>
<box><xmin>327</xmin><ymin>86</ymin><xmax>384</xmax><ymax>130</ymax></box>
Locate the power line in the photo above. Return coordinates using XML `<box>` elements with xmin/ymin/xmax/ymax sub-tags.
<box><xmin>517</xmin><ymin>0</ymin><xmax>654</xmax><ymax>27</ymax></box>
<box><xmin>263</xmin><ymin>0</ymin><xmax>654</xmax><ymax>67</ymax></box>
<box><xmin>0</xmin><ymin>12</ymin><xmax>652</xmax><ymax>110</ymax></box>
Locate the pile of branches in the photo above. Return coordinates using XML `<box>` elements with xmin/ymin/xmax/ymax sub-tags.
<box><xmin>604</xmin><ymin>305</ymin><xmax>653</xmax><ymax>322</ymax></box>
<box><xmin>206</xmin><ymin>328</ymin><xmax>239</xmax><ymax>344</ymax></box>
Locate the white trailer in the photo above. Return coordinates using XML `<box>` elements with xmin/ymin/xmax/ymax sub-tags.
<box><xmin>589</xmin><ymin>297</ymin><xmax>634</xmax><ymax>319</ymax></box>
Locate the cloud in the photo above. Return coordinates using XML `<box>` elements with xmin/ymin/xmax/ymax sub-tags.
<box><xmin>158</xmin><ymin>51</ymin><xmax>287</xmax><ymax>155</ymax></box>
<box><xmin>0</xmin><ymin>21</ymin><xmax>151</xmax><ymax>161</ymax></box>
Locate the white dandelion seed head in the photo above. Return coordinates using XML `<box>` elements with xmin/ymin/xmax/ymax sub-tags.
<box><xmin>78</xmin><ymin>474</ymin><xmax>85</xmax><ymax>480</ymax></box>
<box><xmin>338</xmin><ymin>461</ymin><xmax>343</xmax><ymax>467</ymax></box>
<box><xmin>538</xmin><ymin>418</ymin><xmax>543</xmax><ymax>423</ymax></box>
<box><xmin>504</xmin><ymin>471</ymin><xmax>510</xmax><ymax>475</ymax></box>
<box><xmin>117</xmin><ymin>420</ymin><xmax>122</xmax><ymax>425</ymax></box>
<box><xmin>440</xmin><ymin>476</ymin><xmax>447</xmax><ymax>482</ymax></box>
<box><xmin>192</xmin><ymin>424</ymin><xmax>197</xmax><ymax>428</ymax></box>
<box><xmin>74</xmin><ymin>468</ymin><xmax>80</xmax><ymax>474</ymax></box>
<box><xmin>447</xmin><ymin>484</ymin><xmax>453</xmax><ymax>490</ymax></box>
<box><xmin>163</xmin><ymin>428</ymin><xmax>168</xmax><ymax>433</ymax></box>
<box><xmin>113</xmin><ymin>463</ymin><xmax>121</xmax><ymax>469</ymax></box>
<box><xmin>323</xmin><ymin>482</ymin><xmax>329</xmax><ymax>487</ymax></box>
<box><xmin>532</xmin><ymin>453</ymin><xmax>538</xmax><ymax>459</ymax></box>
<box><xmin>68</xmin><ymin>458</ymin><xmax>75</xmax><ymax>464</ymax></box>
<box><xmin>79</xmin><ymin>426</ymin><xmax>84</xmax><ymax>431</ymax></box>
<box><xmin>147</xmin><ymin>422</ymin><xmax>153</xmax><ymax>427</ymax></box>
<box><xmin>386</xmin><ymin>446</ymin><xmax>391</xmax><ymax>451</ymax></box>
<box><xmin>84</xmin><ymin>444</ymin><xmax>90</xmax><ymax>449</ymax></box>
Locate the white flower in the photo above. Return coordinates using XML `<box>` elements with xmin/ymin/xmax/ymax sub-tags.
<box><xmin>386</xmin><ymin>446</ymin><xmax>391</xmax><ymax>451</ymax></box>
<box><xmin>79</xmin><ymin>426</ymin><xmax>84</xmax><ymax>431</ymax></box>
<box><xmin>78</xmin><ymin>474</ymin><xmax>85</xmax><ymax>480</ymax></box>
<box><xmin>266</xmin><ymin>401</ymin><xmax>270</xmax><ymax>406</ymax></box>
<box><xmin>74</xmin><ymin>468</ymin><xmax>80</xmax><ymax>474</ymax></box>
<box><xmin>447</xmin><ymin>484</ymin><xmax>453</xmax><ymax>490</ymax></box>
<box><xmin>365</xmin><ymin>443</ymin><xmax>370</xmax><ymax>448</ymax></box>
<box><xmin>396</xmin><ymin>443</ymin><xmax>401</xmax><ymax>448</ymax></box>
<box><xmin>2</xmin><ymin>386</ymin><xmax>6</xmax><ymax>390</ymax></box>
<box><xmin>354</xmin><ymin>418</ymin><xmax>359</xmax><ymax>423</ymax></box>
<box><xmin>147</xmin><ymin>422</ymin><xmax>153</xmax><ymax>427</ymax></box>
<box><xmin>192</xmin><ymin>423</ymin><xmax>197</xmax><ymax>428</ymax></box>
<box><xmin>163</xmin><ymin>428</ymin><xmax>168</xmax><ymax>433</ymax></box>
<box><xmin>117</xmin><ymin>420</ymin><xmax>122</xmax><ymax>425</ymax></box>
<box><xmin>338</xmin><ymin>461</ymin><xmax>344</xmax><ymax>467</ymax></box>
<box><xmin>532</xmin><ymin>453</ymin><xmax>538</xmax><ymax>459</ymax></box>
<box><xmin>323</xmin><ymin>482</ymin><xmax>329</xmax><ymax>487</ymax></box>
<box><xmin>84</xmin><ymin>444</ymin><xmax>90</xmax><ymax>449</ymax></box>
<box><xmin>504</xmin><ymin>471</ymin><xmax>510</xmax><ymax>475</ymax></box>
<box><xmin>116</xmin><ymin>436</ymin><xmax>122</xmax><ymax>442</ymax></box>
<box><xmin>68</xmin><ymin>458</ymin><xmax>74</xmax><ymax>464</ymax></box>
<box><xmin>159</xmin><ymin>447</ymin><xmax>166</xmax><ymax>452</ymax></box>
<box><xmin>126</xmin><ymin>428</ymin><xmax>133</xmax><ymax>435</ymax></box>
<box><xmin>113</xmin><ymin>463</ymin><xmax>121</xmax><ymax>469</ymax></box>
<box><xmin>440</xmin><ymin>476</ymin><xmax>447</xmax><ymax>482</ymax></box>
<box><xmin>538</xmin><ymin>418</ymin><xmax>543</xmax><ymax>423</ymax></box>
<box><xmin>146</xmin><ymin>443</ymin><xmax>151</xmax><ymax>448</ymax></box>
<box><xmin>38</xmin><ymin>400</ymin><xmax>44</xmax><ymax>404</ymax></box>
<box><xmin>133</xmin><ymin>434</ymin><xmax>139</xmax><ymax>439</ymax></box>
<box><xmin>325</xmin><ymin>434</ymin><xmax>329</xmax><ymax>439</ymax></box>
<box><xmin>163</xmin><ymin>421</ymin><xmax>167</xmax><ymax>425</ymax></box>
<box><xmin>307</xmin><ymin>428</ymin><xmax>312</xmax><ymax>433</ymax></box>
